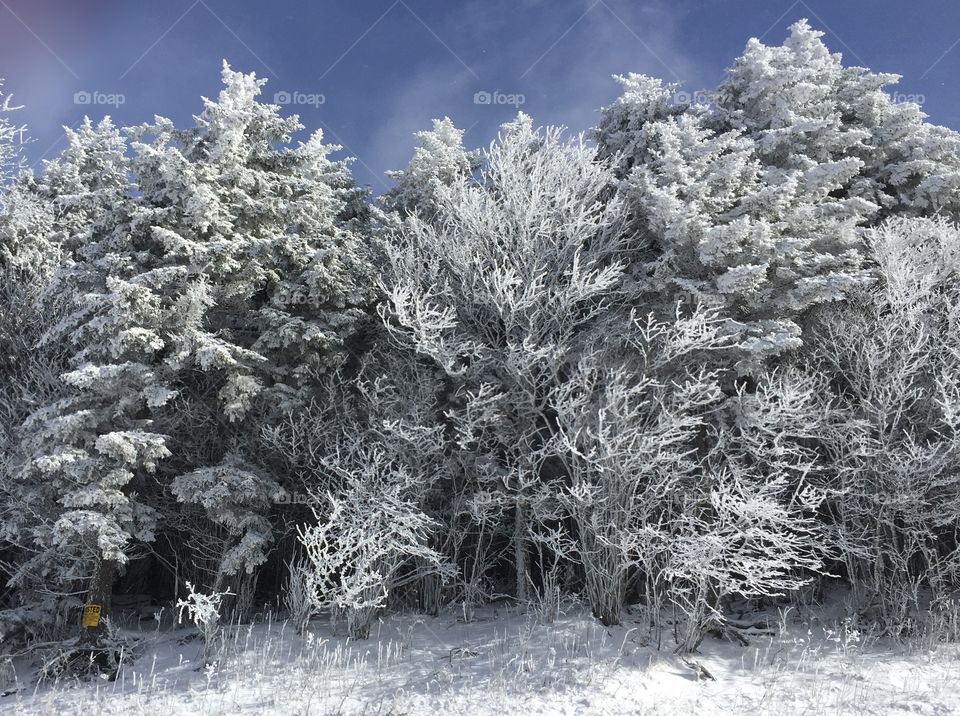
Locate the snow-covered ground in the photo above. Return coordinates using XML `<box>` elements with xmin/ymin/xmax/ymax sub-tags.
<box><xmin>3</xmin><ymin>600</ymin><xmax>959</xmax><ymax>715</ymax></box>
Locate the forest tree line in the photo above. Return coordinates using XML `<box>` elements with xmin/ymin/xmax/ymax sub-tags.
<box><xmin>2</xmin><ymin>21</ymin><xmax>960</xmax><ymax>655</ymax></box>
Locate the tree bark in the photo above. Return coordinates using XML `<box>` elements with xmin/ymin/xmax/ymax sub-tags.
<box><xmin>78</xmin><ymin>557</ymin><xmax>116</xmax><ymax>647</ymax></box>
<box><xmin>514</xmin><ymin>501</ymin><xmax>529</xmax><ymax>603</ymax></box>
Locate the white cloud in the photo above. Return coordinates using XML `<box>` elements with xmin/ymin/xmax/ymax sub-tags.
<box><xmin>361</xmin><ymin>0</ymin><xmax>709</xmax><ymax>189</ymax></box>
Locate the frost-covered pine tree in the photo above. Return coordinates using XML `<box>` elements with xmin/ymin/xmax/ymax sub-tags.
<box><xmin>0</xmin><ymin>78</ymin><xmax>25</xmax><ymax>199</ymax></box>
<box><xmin>124</xmin><ymin>63</ymin><xmax>373</xmax><ymax>603</ymax></box>
<box><xmin>717</xmin><ymin>20</ymin><xmax>960</xmax><ymax>218</ymax></box>
<box><xmin>0</xmin><ymin>118</ymin><xmax>131</xmax><ymax>418</ymax></box>
<box><xmin>0</xmin><ymin>117</ymin><xmax>127</xmax><ymax>280</ymax></box>
<box><xmin>0</xmin><ymin>117</ymin><xmax>148</xmax><ymax>646</ymax></box>
<box><xmin>169</xmin><ymin>456</ymin><xmax>288</xmax><ymax>593</ymax></box>
<box><xmin>0</xmin><ymin>111</ymin><xmax>73</xmax><ymax>642</ymax></box>
<box><xmin>7</xmin><ymin>64</ymin><xmax>374</xmax><ymax>643</ymax></box>
<box><xmin>126</xmin><ymin>63</ymin><xmax>373</xmax><ymax>413</ymax></box>
<box><xmin>0</xmin><ymin>170</ymin><xmax>63</xmax><ymax>460</ymax></box>
<box><xmin>596</xmin><ymin>20</ymin><xmax>960</xmax><ymax>366</ymax></box>
<box><xmin>382</xmin><ymin>117</ymin><xmax>478</xmax><ymax>218</ymax></box>
<box><xmin>41</xmin><ymin>118</ymin><xmax>131</xmax><ymax>261</ymax></box>
<box><xmin>596</xmin><ymin>71</ymin><xmax>872</xmax><ymax>366</ymax></box>
<box><xmin>0</xmin><ymin>174</ymin><xmax>58</xmax><ymax>280</ymax></box>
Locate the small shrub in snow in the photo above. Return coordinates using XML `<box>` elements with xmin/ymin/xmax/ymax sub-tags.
<box><xmin>176</xmin><ymin>581</ymin><xmax>231</xmax><ymax>665</ymax></box>
<box><xmin>283</xmin><ymin>557</ymin><xmax>315</xmax><ymax>634</ymax></box>
<box><xmin>297</xmin><ymin>444</ymin><xmax>446</xmax><ymax>638</ymax></box>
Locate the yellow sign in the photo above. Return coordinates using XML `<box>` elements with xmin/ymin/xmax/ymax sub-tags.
<box><xmin>81</xmin><ymin>604</ymin><xmax>102</xmax><ymax>628</ymax></box>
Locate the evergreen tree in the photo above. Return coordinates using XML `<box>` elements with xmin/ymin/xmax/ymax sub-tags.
<box><xmin>0</xmin><ymin>78</ymin><xmax>25</xmax><ymax>198</ymax></box>
<box><xmin>382</xmin><ymin>117</ymin><xmax>478</xmax><ymax>218</ymax></box>
<box><xmin>123</xmin><ymin>63</ymin><xmax>373</xmax><ymax>598</ymax></box>
<box><xmin>597</xmin><ymin>72</ymin><xmax>872</xmax><ymax>366</ymax></box>
<box><xmin>0</xmin><ymin>118</ymin><xmax>136</xmax><ymax>644</ymax></box>
<box><xmin>596</xmin><ymin>20</ymin><xmax>960</xmax><ymax>366</ymax></box>
<box><xmin>718</xmin><ymin>20</ymin><xmax>960</xmax><ymax>218</ymax></box>
<box><xmin>7</xmin><ymin>64</ymin><xmax>374</xmax><ymax>643</ymax></box>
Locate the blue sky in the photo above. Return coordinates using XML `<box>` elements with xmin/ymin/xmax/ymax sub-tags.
<box><xmin>2</xmin><ymin>0</ymin><xmax>959</xmax><ymax>192</ymax></box>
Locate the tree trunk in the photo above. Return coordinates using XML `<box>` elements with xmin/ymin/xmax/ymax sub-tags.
<box><xmin>78</xmin><ymin>557</ymin><xmax>116</xmax><ymax>647</ymax></box>
<box><xmin>514</xmin><ymin>501</ymin><xmax>529</xmax><ymax>603</ymax></box>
